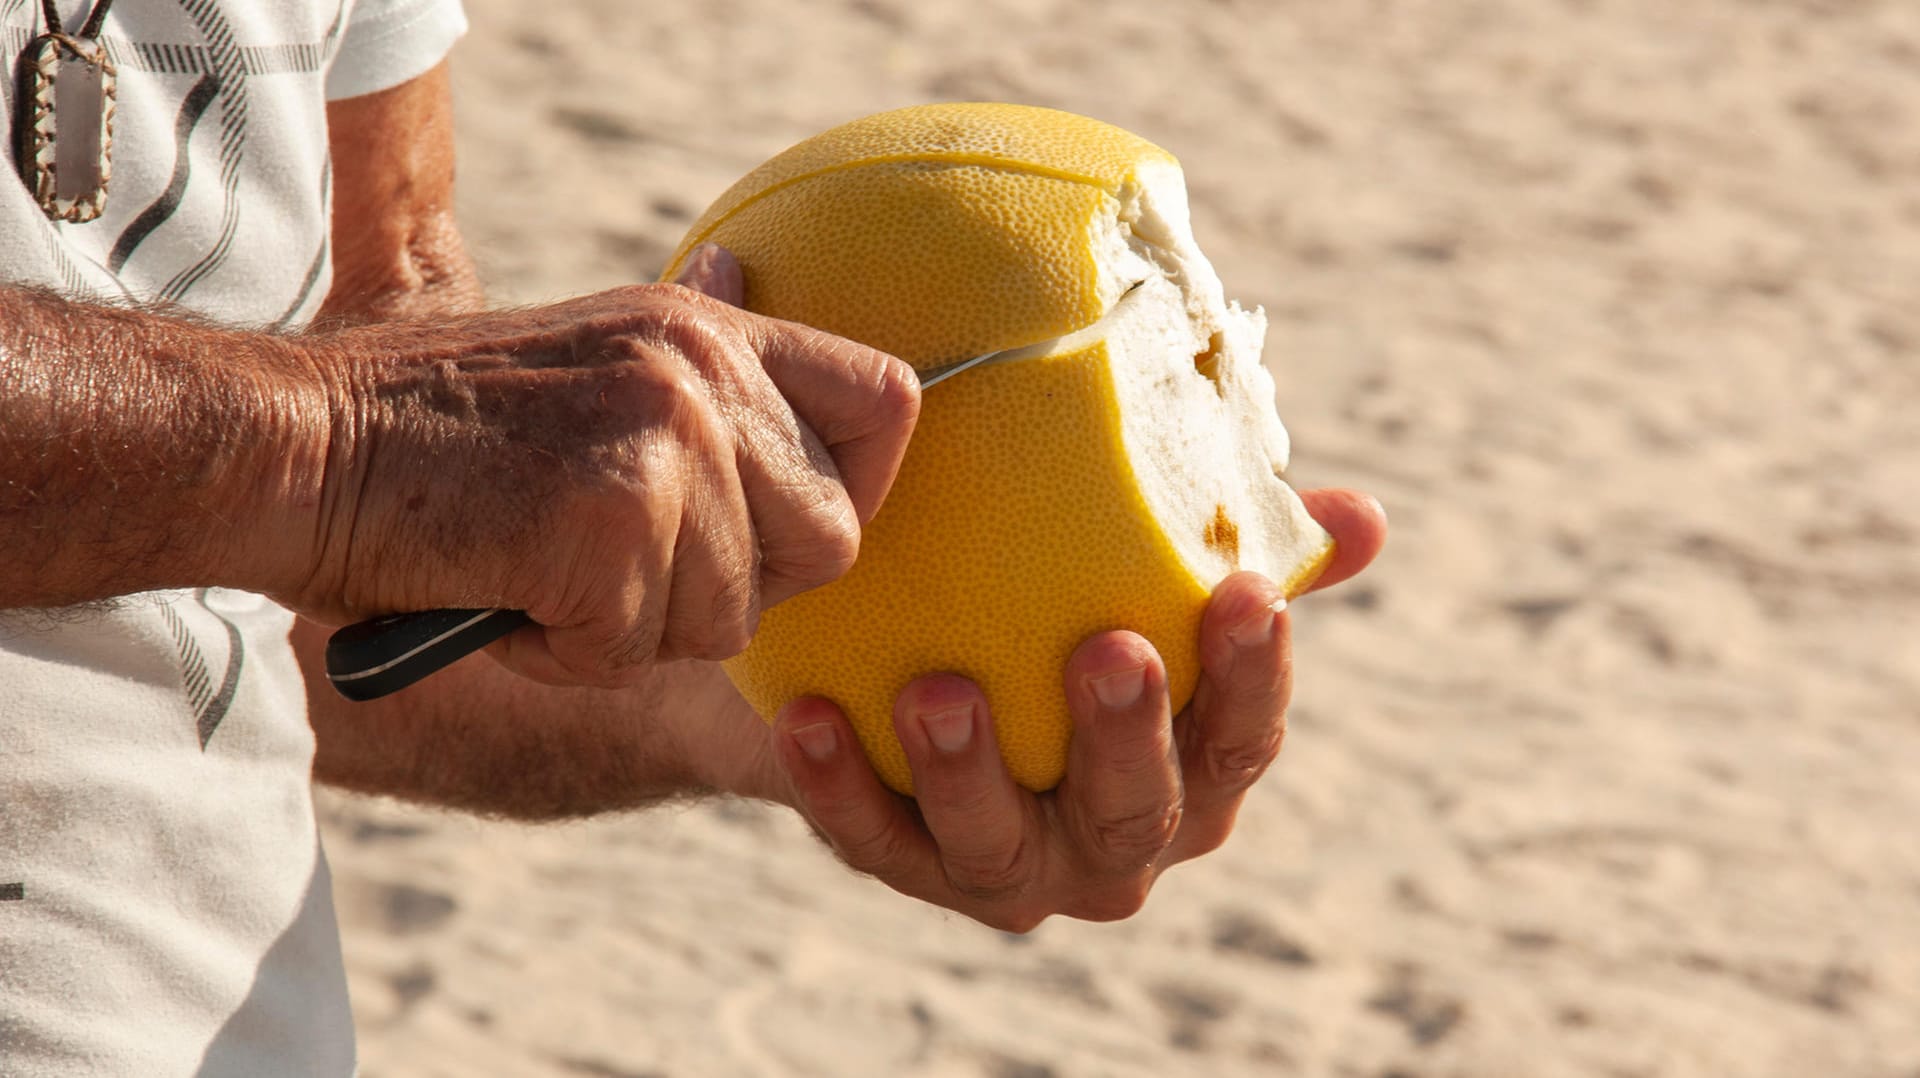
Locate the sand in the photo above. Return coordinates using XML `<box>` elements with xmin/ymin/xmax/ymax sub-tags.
<box><xmin>317</xmin><ymin>1</ymin><xmax>1920</xmax><ymax>1074</ymax></box>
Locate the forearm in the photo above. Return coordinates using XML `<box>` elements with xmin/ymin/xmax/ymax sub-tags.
<box><xmin>319</xmin><ymin>62</ymin><xmax>482</xmax><ymax>326</ymax></box>
<box><xmin>293</xmin><ymin>615</ymin><xmax>779</xmax><ymax>818</ymax></box>
<box><xmin>0</xmin><ymin>286</ymin><xmax>329</xmax><ymax>607</ymax></box>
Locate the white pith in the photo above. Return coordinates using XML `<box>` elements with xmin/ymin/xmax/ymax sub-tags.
<box><xmin>988</xmin><ymin>160</ymin><xmax>1327</xmax><ymax>587</ymax></box>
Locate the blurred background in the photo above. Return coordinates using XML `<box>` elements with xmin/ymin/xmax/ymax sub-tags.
<box><xmin>317</xmin><ymin>1</ymin><xmax>1920</xmax><ymax>1074</ymax></box>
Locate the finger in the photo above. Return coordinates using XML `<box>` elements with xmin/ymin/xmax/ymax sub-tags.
<box><xmin>730</xmin><ymin>405</ymin><xmax>863</xmax><ymax>609</ymax></box>
<box><xmin>486</xmin><ymin>605</ymin><xmax>661</xmax><ymax>689</ymax></box>
<box><xmin>892</xmin><ymin>674</ymin><xmax>1044</xmax><ymax>909</ymax></box>
<box><xmin>1297</xmin><ymin>488</ymin><xmax>1388</xmax><ymax>594</ymax></box>
<box><xmin>1057</xmin><ymin>632</ymin><xmax>1181</xmax><ymax>913</ymax></box>
<box><xmin>655</xmin><ymin>446</ymin><xmax>761</xmax><ymax>662</ymax></box>
<box><xmin>671</xmin><ymin>243</ymin><xmax>746</xmax><ymax>307</ymax></box>
<box><xmin>484</xmin><ymin>621</ymin><xmax>585</xmax><ymax>687</ymax></box>
<box><xmin>750</xmin><ymin>319</ymin><xmax>921</xmax><ymax>524</ymax></box>
<box><xmin>1171</xmin><ymin>571</ymin><xmax>1291</xmax><ymax>861</ymax></box>
<box><xmin>484</xmin><ymin>444</ymin><xmax>684</xmax><ymax>685</ymax></box>
<box><xmin>771</xmin><ymin>697</ymin><xmax>947</xmax><ymax>900</ymax></box>
<box><xmin>480</xmin><ymin>512</ymin><xmax>676</xmax><ymax>687</ymax></box>
<box><xmin>650</xmin><ymin>299</ymin><xmax>864</xmax><ymax>610</ymax></box>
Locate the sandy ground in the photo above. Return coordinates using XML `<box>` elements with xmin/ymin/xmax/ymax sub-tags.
<box><xmin>317</xmin><ymin>1</ymin><xmax>1920</xmax><ymax>1075</ymax></box>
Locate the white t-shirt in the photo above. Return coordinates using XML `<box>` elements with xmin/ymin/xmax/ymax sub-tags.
<box><xmin>0</xmin><ymin>0</ymin><xmax>466</xmax><ymax>320</ymax></box>
<box><xmin>0</xmin><ymin>1</ymin><xmax>466</xmax><ymax>1074</ymax></box>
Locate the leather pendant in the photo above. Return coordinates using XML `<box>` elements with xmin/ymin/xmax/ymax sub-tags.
<box><xmin>13</xmin><ymin>32</ymin><xmax>115</xmax><ymax>223</ymax></box>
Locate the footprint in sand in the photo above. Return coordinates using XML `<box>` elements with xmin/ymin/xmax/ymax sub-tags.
<box><xmin>1365</xmin><ymin>963</ymin><xmax>1467</xmax><ymax>1048</ymax></box>
<box><xmin>1208</xmin><ymin>907</ymin><xmax>1316</xmax><ymax>967</ymax></box>
<box><xmin>1148</xmin><ymin>980</ymin><xmax>1239</xmax><ymax>1052</ymax></box>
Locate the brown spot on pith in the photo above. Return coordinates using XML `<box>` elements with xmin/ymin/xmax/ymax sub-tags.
<box><xmin>1203</xmin><ymin>504</ymin><xmax>1240</xmax><ymax>560</ymax></box>
<box><xmin>1194</xmin><ymin>331</ymin><xmax>1226</xmax><ymax>391</ymax></box>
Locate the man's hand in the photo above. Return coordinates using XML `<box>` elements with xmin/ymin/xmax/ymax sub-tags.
<box><xmin>302</xmin><ymin>71</ymin><xmax>911</xmax><ymax>687</ymax></box>
<box><xmin>750</xmin><ymin>489</ymin><xmax>1386</xmax><ymax>931</ymax></box>
<box><xmin>290</xmin><ymin>252</ymin><xmax>919</xmax><ymax>686</ymax></box>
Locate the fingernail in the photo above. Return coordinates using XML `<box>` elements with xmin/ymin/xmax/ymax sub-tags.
<box><xmin>1090</xmin><ymin>665</ymin><xmax>1147</xmax><ymax>709</ymax></box>
<box><xmin>675</xmin><ymin>243</ymin><xmax>716</xmax><ymax>280</ymax></box>
<box><xmin>790</xmin><ymin>721</ymin><xmax>838</xmax><ymax>762</ymax></box>
<box><xmin>918</xmin><ymin>704</ymin><xmax>975</xmax><ymax>753</ymax></box>
<box><xmin>1228</xmin><ymin>599</ymin><xmax>1286</xmax><ymax>649</ymax></box>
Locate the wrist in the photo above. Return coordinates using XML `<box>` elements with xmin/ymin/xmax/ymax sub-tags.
<box><xmin>199</xmin><ymin>331</ymin><xmax>339</xmax><ymax>600</ymax></box>
<box><xmin>656</xmin><ymin>661</ymin><xmax>790</xmax><ymax>804</ymax></box>
<box><xmin>272</xmin><ymin>316</ymin><xmax>485</xmax><ymax>617</ymax></box>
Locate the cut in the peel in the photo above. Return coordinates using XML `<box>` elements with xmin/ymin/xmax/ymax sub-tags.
<box><xmin>663</xmin><ymin>103</ymin><xmax>1332</xmax><ymax>794</ymax></box>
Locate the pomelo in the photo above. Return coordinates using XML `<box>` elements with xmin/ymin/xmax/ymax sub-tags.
<box><xmin>661</xmin><ymin>103</ymin><xmax>1332</xmax><ymax>794</ymax></box>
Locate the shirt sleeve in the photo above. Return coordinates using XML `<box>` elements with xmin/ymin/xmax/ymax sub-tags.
<box><xmin>325</xmin><ymin>0</ymin><xmax>469</xmax><ymax>101</ymax></box>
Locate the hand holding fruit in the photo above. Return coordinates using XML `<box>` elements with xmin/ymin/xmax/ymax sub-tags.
<box><xmin>762</xmin><ymin>493</ymin><xmax>1384</xmax><ymax>931</ymax></box>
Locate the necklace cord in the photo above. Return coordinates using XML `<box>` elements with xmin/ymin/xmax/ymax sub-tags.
<box><xmin>37</xmin><ymin>0</ymin><xmax>116</xmax><ymax>41</ymax></box>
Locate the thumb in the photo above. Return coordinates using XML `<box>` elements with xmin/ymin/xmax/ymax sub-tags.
<box><xmin>672</xmin><ymin>243</ymin><xmax>747</xmax><ymax>306</ymax></box>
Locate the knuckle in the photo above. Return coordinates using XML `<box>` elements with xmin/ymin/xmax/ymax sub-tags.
<box><xmin>874</xmin><ymin>355</ymin><xmax>923</xmax><ymax>424</ymax></box>
<box><xmin>767</xmin><ymin>493</ymin><xmax>862</xmax><ymax>585</ymax></box>
<box><xmin>1101</xmin><ymin>727</ymin><xmax>1178</xmax><ymax>779</ymax></box>
<box><xmin>1201</xmin><ymin>730</ymin><xmax>1285</xmax><ymax>793</ymax></box>
<box><xmin>826</xmin><ymin>816</ymin><xmax>917</xmax><ymax>881</ymax></box>
<box><xmin>944</xmin><ymin>840</ymin><xmax>1038</xmax><ymax>907</ymax></box>
<box><xmin>602</xmin><ymin>353</ymin><xmax>705</xmax><ymax>434</ymax></box>
<box><xmin>1087</xmin><ymin>802</ymin><xmax>1183</xmax><ymax>865</ymax></box>
<box><xmin>713</xmin><ymin>606</ymin><xmax>761</xmax><ymax>659</ymax></box>
<box><xmin>636</xmin><ymin>453</ymin><xmax>687</xmax><ymax>523</ymax></box>
<box><xmin>601</xmin><ymin>310</ymin><xmax>745</xmax><ymax>411</ymax></box>
<box><xmin>808</xmin><ymin>501</ymin><xmax>863</xmax><ymax>579</ymax></box>
<box><xmin>655</xmin><ymin>301</ymin><xmax>745</xmax><ymax>373</ymax></box>
<box><xmin>667</xmin><ymin>379</ymin><xmax>727</xmax><ymax>445</ymax></box>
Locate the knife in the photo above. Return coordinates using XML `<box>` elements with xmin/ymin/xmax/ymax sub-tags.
<box><xmin>323</xmin><ymin>347</ymin><xmax>1010</xmax><ymax>701</ymax></box>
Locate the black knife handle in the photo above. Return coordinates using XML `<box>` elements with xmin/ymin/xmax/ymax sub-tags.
<box><xmin>324</xmin><ymin>608</ymin><xmax>531</xmax><ymax>701</ymax></box>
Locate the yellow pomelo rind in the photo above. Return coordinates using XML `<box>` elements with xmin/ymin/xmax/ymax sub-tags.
<box><xmin>662</xmin><ymin>104</ymin><xmax>1172</xmax><ymax>369</ymax></box>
